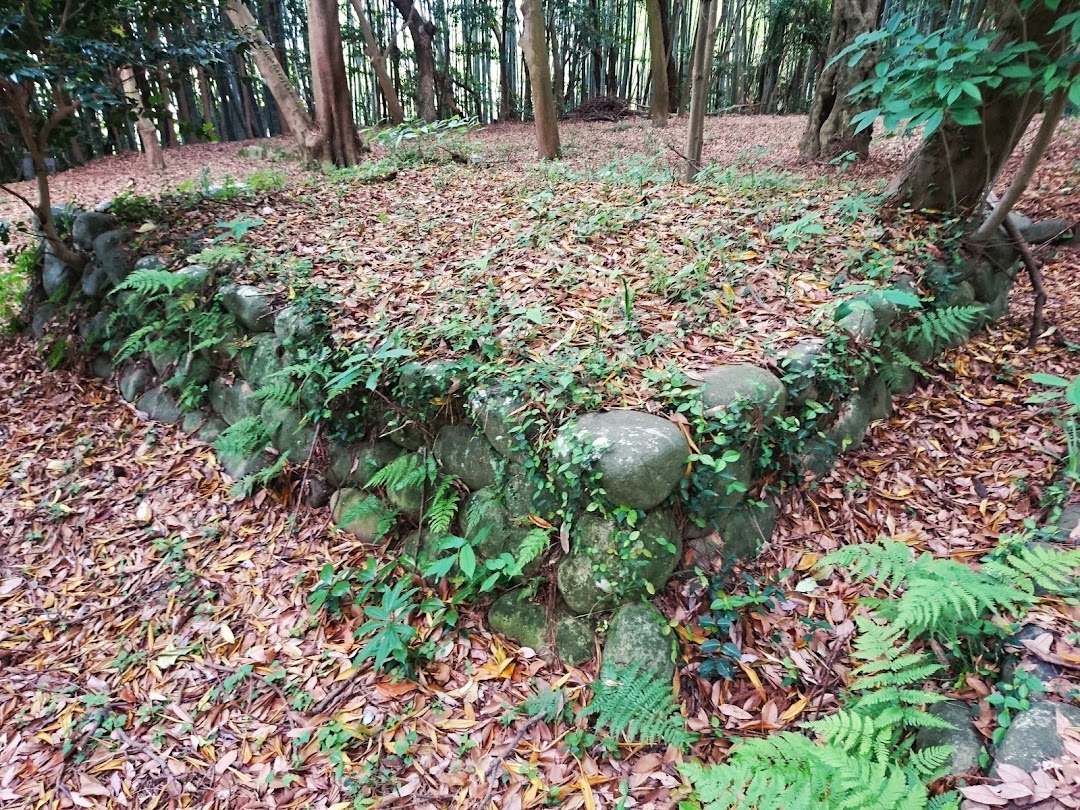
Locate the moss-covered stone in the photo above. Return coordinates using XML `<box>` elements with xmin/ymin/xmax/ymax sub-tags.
<box><xmin>488</xmin><ymin>590</ymin><xmax>550</xmax><ymax>654</ymax></box>
<box><xmin>560</xmin><ymin>410</ymin><xmax>688</xmax><ymax>511</ymax></box>
<box><xmin>72</xmin><ymin>211</ymin><xmax>116</xmax><ymax>251</ymax></box>
<box><xmin>330</xmin><ymin>488</ymin><xmax>392</xmax><ymax>541</ymax></box>
<box><xmin>196</xmin><ymin>415</ymin><xmax>228</xmax><ymax>444</ymax></box>
<box><xmin>714</xmin><ymin>499</ymin><xmax>777</xmax><ymax>562</ymax></box>
<box><xmin>220</xmin><ymin>283</ymin><xmax>274</xmax><ymax>332</ymax></box>
<box><xmin>434</xmin><ymin>425</ymin><xmax>500</xmax><ymax>490</ymax></box>
<box><xmin>238</xmin><ymin>334</ymin><xmax>287</xmax><ymax>388</ymax></box>
<box><xmin>554</xmin><ymin>608</ymin><xmax>596</xmax><ymax>666</ymax></box>
<box><xmin>992</xmin><ymin>700</ymin><xmax>1080</xmax><ymax>776</ymax></box>
<box><xmin>556</xmin><ymin>509</ymin><xmax>680</xmax><ymax>614</ymax></box>
<box><xmin>92</xmin><ymin>229</ymin><xmax>132</xmax><ymax>285</ymax></box>
<box><xmin>469</xmin><ymin>387</ymin><xmax>539</xmax><ymax>458</ymax></box>
<box><xmin>837</xmin><ymin>307</ymin><xmax>877</xmax><ymax>344</ymax></box>
<box><xmin>779</xmin><ymin>340</ymin><xmax>827</xmax><ymax>403</ymax></box>
<box><xmin>687</xmin><ymin>450</ymin><xmax>754</xmax><ymax>526</ymax></box>
<box><xmin>829</xmin><ymin>392</ymin><xmax>872</xmax><ymax>452</ymax></box>
<box><xmin>261</xmin><ymin>401</ymin><xmax>317</xmax><ymax>461</ymax></box>
<box><xmin>698</xmin><ymin>363</ymin><xmax>786</xmax><ymax>421</ymax></box>
<box><xmin>136</xmin><ymin>386</ymin><xmax>182</xmax><ymax>424</ymax></box>
<box><xmin>273</xmin><ymin>304</ymin><xmax>319</xmax><ymax>343</ymax></box>
<box><xmin>602</xmin><ymin>602</ymin><xmax>675</xmax><ymax>681</ymax></box>
<box><xmin>218</xmin><ymin>447</ymin><xmax>272</xmax><ymax>479</ymax></box>
<box><xmin>208</xmin><ymin>378</ymin><xmax>261</xmax><ymax>425</ymax></box>
<box><xmin>326</xmin><ymin>440</ymin><xmax>403</xmax><ymax>488</ymax></box>
<box><xmin>118</xmin><ymin>364</ymin><xmax>152</xmax><ymax>403</ymax></box>
<box><xmin>914</xmin><ymin>701</ymin><xmax>982</xmax><ymax>775</ymax></box>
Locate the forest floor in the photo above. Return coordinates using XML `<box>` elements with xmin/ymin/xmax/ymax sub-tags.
<box><xmin>2</xmin><ymin>116</ymin><xmax>1080</xmax><ymax>809</ymax></box>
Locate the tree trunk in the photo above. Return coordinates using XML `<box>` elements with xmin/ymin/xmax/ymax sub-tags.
<box><xmin>223</xmin><ymin>0</ymin><xmax>324</xmax><ymax>161</ymax></box>
<box><xmin>519</xmin><ymin>0</ymin><xmax>560</xmax><ymax>159</ymax></box>
<box><xmin>350</xmin><ymin>0</ymin><xmax>405</xmax><ymax>124</ymax></box>
<box><xmin>389</xmin><ymin>0</ymin><xmax>438</xmax><ymax>121</ymax></box>
<box><xmin>889</xmin><ymin>0</ymin><xmax>1076</xmax><ymax>212</ymax></box>
<box><xmin>308</xmin><ymin>0</ymin><xmax>364</xmax><ymax>165</ymax></box>
<box><xmin>120</xmin><ymin>67</ymin><xmax>166</xmax><ymax>170</ymax></box>
<box><xmin>645</xmin><ymin>0</ymin><xmax>670</xmax><ymax>126</ymax></box>
<box><xmin>799</xmin><ymin>0</ymin><xmax>884</xmax><ymax>159</ymax></box>
<box><xmin>495</xmin><ymin>0</ymin><xmax>517</xmax><ymax>120</ymax></box>
<box><xmin>685</xmin><ymin>0</ymin><xmax>718</xmax><ymax>179</ymax></box>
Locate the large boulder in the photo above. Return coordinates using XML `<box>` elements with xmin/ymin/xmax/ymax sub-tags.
<box><xmin>913</xmin><ymin>701</ymin><xmax>982</xmax><ymax>775</ymax></box>
<box><xmin>469</xmin><ymin>387</ymin><xmax>539</xmax><ymax>458</ymax></box>
<box><xmin>1020</xmin><ymin>217</ymin><xmax>1073</xmax><ymax>245</ymax></box>
<box><xmin>433</xmin><ymin>425</ymin><xmax>500</xmax><ymax>490</ymax></box>
<box><xmin>559</xmin><ymin>411</ymin><xmax>688</xmax><ymax>511</ymax></box>
<box><xmin>72</xmin><ymin>211</ymin><xmax>116</xmax><ymax>251</ymax></box>
<box><xmin>326</xmin><ymin>440</ymin><xmax>402</xmax><ymax>488</ymax></box>
<box><xmin>488</xmin><ymin>590</ymin><xmax>550</xmax><ymax>654</ymax></box>
<box><xmin>698</xmin><ymin>364</ymin><xmax>787</xmax><ymax>420</ymax></box>
<box><xmin>135</xmin><ymin>386</ymin><xmax>183</xmax><ymax>424</ymax></box>
<box><xmin>992</xmin><ymin>700</ymin><xmax>1080</xmax><ymax>776</ymax></box>
<box><xmin>261</xmin><ymin>401</ymin><xmax>317</xmax><ymax>461</ymax></box>
<box><xmin>208</xmin><ymin>378</ymin><xmax>261</xmax><ymax>425</ymax></box>
<box><xmin>330</xmin><ymin>488</ymin><xmax>392</xmax><ymax>541</ymax></box>
<box><xmin>557</xmin><ymin>509</ymin><xmax>680</xmax><ymax>614</ymax></box>
<box><xmin>274</xmin><ymin>304</ymin><xmax>319</xmax><ymax>344</ymax></box>
<box><xmin>602</xmin><ymin>602</ymin><xmax>676</xmax><ymax>682</ymax></box>
<box><xmin>220</xmin><ymin>284</ymin><xmax>274</xmax><ymax>332</ymax></box>
<box><xmin>91</xmin><ymin>230</ymin><xmax>132</xmax><ymax>285</ymax></box>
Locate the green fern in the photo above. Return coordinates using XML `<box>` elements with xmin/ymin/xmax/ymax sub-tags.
<box><xmin>368</xmin><ymin>452</ymin><xmax>435</xmax><ymax>493</ymax></box>
<box><xmin>231</xmin><ymin>453</ymin><xmax>288</xmax><ymax>499</ymax></box>
<box><xmin>426</xmin><ymin>477</ymin><xmax>460</xmax><ymax>536</ymax></box>
<box><xmin>514</xmin><ymin>528</ymin><xmax>551</xmax><ymax>572</ymax></box>
<box><xmin>820</xmin><ymin>539</ymin><xmax>915</xmax><ymax>593</ymax></box>
<box><xmin>905</xmin><ymin>305</ymin><xmax>985</xmax><ymax>347</ymax></box>
<box><xmin>682</xmin><ymin>722</ymin><xmax>941</xmax><ymax>810</ymax></box>
<box><xmin>113</xmin><ymin>322</ymin><xmax>164</xmax><ymax>362</ymax></box>
<box><xmin>517</xmin><ymin>683</ymin><xmax>569</xmax><ymax>722</ymax></box>
<box><xmin>337</xmin><ymin>493</ymin><xmax>397</xmax><ymax>541</ymax></box>
<box><xmin>579</xmin><ymin>663</ymin><xmax>697</xmax><ymax>750</ymax></box>
<box><xmin>981</xmin><ymin>543</ymin><xmax>1080</xmax><ymax>596</ymax></box>
<box><xmin>214</xmin><ymin>417</ymin><xmax>272</xmax><ymax>458</ymax></box>
<box><xmin>114</xmin><ymin>267</ymin><xmax>197</xmax><ymax>296</ymax></box>
<box><xmin>254</xmin><ymin>378</ymin><xmax>301</xmax><ymax>408</ymax></box>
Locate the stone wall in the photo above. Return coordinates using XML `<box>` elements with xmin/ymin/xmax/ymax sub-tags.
<box><xmin>30</xmin><ymin>203</ymin><xmax>1023</xmax><ymax>667</ymax></box>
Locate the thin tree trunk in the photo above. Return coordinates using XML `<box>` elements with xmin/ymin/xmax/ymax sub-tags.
<box><xmin>889</xmin><ymin>0</ymin><xmax>1076</xmax><ymax>212</ymax></box>
<box><xmin>350</xmin><ymin>0</ymin><xmax>405</xmax><ymax>124</ymax></box>
<box><xmin>646</xmin><ymin>0</ymin><xmax>669</xmax><ymax>126</ymax></box>
<box><xmin>972</xmin><ymin>86</ymin><xmax>1070</xmax><ymax>242</ymax></box>
<box><xmin>223</xmin><ymin>0</ymin><xmax>324</xmax><ymax>161</ymax></box>
<box><xmin>309</xmin><ymin>0</ymin><xmax>364</xmax><ymax>165</ymax></box>
<box><xmin>120</xmin><ymin>67</ymin><xmax>165</xmax><ymax>170</ymax></box>
<box><xmin>389</xmin><ymin>0</ymin><xmax>438</xmax><ymax>121</ymax></box>
<box><xmin>799</xmin><ymin>0</ymin><xmax>884</xmax><ymax>159</ymax></box>
<box><xmin>519</xmin><ymin>0</ymin><xmax>560</xmax><ymax>159</ymax></box>
<box><xmin>685</xmin><ymin>0</ymin><xmax>718</xmax><ymax>180</ymax></box>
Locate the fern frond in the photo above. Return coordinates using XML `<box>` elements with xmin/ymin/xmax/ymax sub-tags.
<box><xmin>906</xmin><ymin>305</ymin><xmax>985</xmax><ymax>346</ymax></box>
<box><xmin>253</xmin><ymin>379</ymin><xmax>301</xmax><ymax>408</ymax></box>
<box><xmin>805</xmin><ymin>710</ymin><xmax>890</xmax><ymax>761</ymax></box>
<box><xmin>426</xmin><ymin>477</ymin><xmax>460</xmax><ymax>535</ymax></box>
<box><xmin>115</xmin><ymin>267</ymin><xmax>196</xmax><ymax>296</ymax></box>
<box><xmin>114</xmin><ymin>323</ymin><xmax>162</xmax><ymax>362</ymax></box>
<box><xmin>514</xmin><ymin>528</ymin><xmax>550</xmax><ymax>572</ymax></box>
<box><xmin>368</xmin><ymin>452</ymin><xmax>434</xmax><ymax>492</ymax></box>
<box><xmin>214</xmin><ymin>417</ymin><xmax>271</xmax><ymax>458</ymax></box>
<box><xmin>580</xmin><ymin>663</ymin><xmax>697</xmax><ymax>750</ymax></box>
<box><xmin>518</xmin><ymin>684</ymin><xmax>567</xmax><ymax>722</ymax></box>
<box><xmin>820</xmin><ymin>540</ymin><xmax>915</xmax><ymax>593</ymax></box>
<box><xmin>982</xmin><ymin>544</ymin><xmax>1080</xmax><ymax>596</ymax></box>
<box><xmin>907</xmin><ymin>745</ymin><xmax>953</xmax><ymax>779</ymax></box>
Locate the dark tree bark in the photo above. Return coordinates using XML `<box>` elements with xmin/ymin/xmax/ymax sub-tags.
<box><xmin>309</xmin><ymin>0</ymin><xmax>364</xmax><ymax>165</ymax></box>
<box><xmin>800</xmin><ymin>0</ymin><xmax>884</xmax><ymax>159</ymax></box>
<box><xmin>646</xmin><ymin>0</ymin><xmax>669</xmax><ymax>126</ymax></box>
<box><xmin>389</xmin><ymin>0</ymin><xmax>438</xmax><ymax>121</ymax></box>
<box><xmin>889</xmin><ymin>0</ymin><xmax>1078</xmax><ymax>213</ymax></box>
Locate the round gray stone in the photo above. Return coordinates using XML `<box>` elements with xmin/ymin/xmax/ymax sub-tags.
<box><xmin>208</xmin><ymin>378</ymin><xmax>261</xmax><ymax>425</ymax></box>
<box><xmin>220</xmin><ymin>284</ymin><xmax>274</xmax><ymax>332</ymax></box>
<box><xmin>261</xmin><ymin>401</ymin><xmax>317</xmax><ymax>461</ymax></box>
<box><xmin>118</xmin><ymin>364</ymin><xmax>152</xmax><ymax>403</ymax></box>
<box><xmin>91</xmin><ymin>230</ymin><xmax>131</xmax><ymax>285</ymax></box>
<box><xmin>602</xmin><ymin>602</ymin><xmax>675</xmax><ymax>682</ymax></box>
<box><xmin>136</xmin><ymin>386</ymin><xmax>182</xmax><ymax>424</ymax></box>
<box><xmin>563</xmin><ymin>410</ymin><xmax>688</xmax><ymax>511</ymax></box>
<box><xmin>330</xmin><ymin>488</ymin><xmax>392</xmax><ymax>541</ymax></box>
<box><xmin>914</xmin><ymin>701</ymin><xmax>982</xmax><ymax>775</ymax></box>
<box><xmin>238</xmin><ymin>334</ymin><xmax>286</xmax><ymax>388</ymax></box>
<box><xmin>556</xmin><ymin>509</ymin><xmax>681</xmax><ymax>614</ymax></box>
<box><xmin>433</xmin><ymin>425</ymin><xmax>500</xmax><ymax>491</ymax></box>
<box><xmin>488</xmin><ymin>590</ymin><xmax>550</xmax><ymax>654</ymax></box>
<box><xmin>326</xmin><ymin>440</ymin><xmax>403</xmax><ymax>488</ymax></box>
<box><xmin>713</xmin><ymin>499</ymin><xmax>778</xmax><ymax>563</ymax></box>
<box><xmin>469</xmin><ymin>387</ymin><xmax>539</xmax><ymax>458</ymax></box>
<box><xmin>992</xmin><ymin>700</ymin><xmax>1080</xmax><ymax>776</ymax></box>
<box><xmin>698</xmin><ymin>364</ymin><xmax>787</xmax><ymax>420</ymax></box>
<box><xmin>72</xmin><ymin>211</ymin><xmax>116</xmax><ymax>251</ymax></box>
<box><xmin>31</xmin><ymin>303</ymin><xmax>57</xmax><ymax>340</ymax></box>
<box><xmin>42</xmin><ymin>252</ymin><xmax>74</xmax><ymax>298</ymax></box>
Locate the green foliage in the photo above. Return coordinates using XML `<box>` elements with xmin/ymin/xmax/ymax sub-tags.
<box><xmin>214</xmin><ymin>416</ymin><xmax>271</xmax><ymax>459</ymax></box>
<box><xmin>335</xmin><ymin>493</ymin><xmax>397</xmax><ymax>543</ymax></box>
<box><xmin>841</xmin><ymin>10</ymin><xmax>1080</xmax><ymax>139</ymax></box>
<box><xmin>579</xmin><ymin>663</ymin><xmax>697</xmax><ymax>750</ymax></box>
<box><xmin>369</xmin><ymin>116</ymin><xmax>478</xmax><ymax>148</ymax></box>
<box><xmin>1027</xmin><ymin>371</ymin><xmax>1080</xmax><ymax>483</ymax></box>
<box><xmin>904</xmin><ymin>305</ymin><xmax>985</xmax><ymax>349</ymax></box>
<box><xmin>245</xmin><ymin>168</ymin><xmax>287</xmax><ymax>194</ymax></box>
<box><xmin>0</xmin><ymin>246</ymin><xmax>35</xmax><ymax>328</ymax></box>
<box><xmin>682</xmin><ymin>722</ymin><xmax>949</xmax><ymax>810</ymax></box>
<box><xmin>517</xmin><ymin>683</ymin><xmax>570</xmax><ymax>723</ymax></box>
<box><xmin>352</xmin><ymin>578</ymin><xmax>419</xmax><ymax>675</ymax></box>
